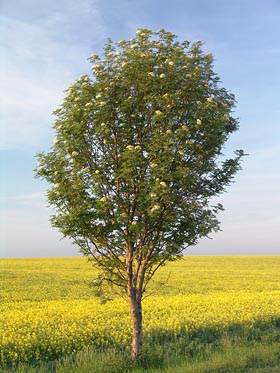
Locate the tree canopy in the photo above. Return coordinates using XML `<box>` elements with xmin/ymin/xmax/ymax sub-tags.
<box><xmin>35</xmin><ymin>28</ymin><xmax>243</xmax><ymax>358</ymax></box>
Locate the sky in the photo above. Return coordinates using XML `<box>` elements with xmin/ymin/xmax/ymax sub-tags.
<box><xmin>0</xmin><ymin>0</ymin><xmax>279</xmax><ymax>258</ymax></box>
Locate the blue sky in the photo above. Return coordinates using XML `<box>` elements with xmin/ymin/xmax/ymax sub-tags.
<box><xmin>1</xmin><ymin>0</ymin><xmax>279</xmax><ymax>257</ymax></box>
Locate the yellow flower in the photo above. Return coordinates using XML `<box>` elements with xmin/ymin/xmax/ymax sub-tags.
<box><xmin>126</xmin><ymin>145</ymin><xmax>134</xmax><ymax>150</ymax></box>
<box><xmin>196</xmin><ymin>119</ymin><xmax>202</xmax><ymax>125</ymax></box>
<box><xmin>2</xmin><ymin>256</ymin><xmax>280</xmax><ymax>366</ymax></box>
<box><xmin>181</xmin><ymin>125</ymin><xmax>188</xmax><ymax>131</ymax></box>
<box><xmin>151</xmin><ymin>204</ymin><xmax>160</xmax><ymax>212</ymax></box>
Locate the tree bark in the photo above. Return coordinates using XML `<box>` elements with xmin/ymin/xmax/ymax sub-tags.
<box><xmin>128</xmin><ymin>289</ymin><xmax>143</xmax><ymax>360</ymax></box>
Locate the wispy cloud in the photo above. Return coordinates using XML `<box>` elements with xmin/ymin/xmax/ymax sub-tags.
<box><xmin>1</xmin><ymin>192</ymin><xmax>46</xmax><ymax>208</ymax></box>
<box><xmin>0</xmin><ymin>0</ymin><xmax>107</xmax><ymax>150</ymax></box>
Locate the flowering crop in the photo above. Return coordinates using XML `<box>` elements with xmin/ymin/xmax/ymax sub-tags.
<box><xmin>0</xmin><ymin>256</ymin><xmax>280</xmax><ymax>367</ymax></box>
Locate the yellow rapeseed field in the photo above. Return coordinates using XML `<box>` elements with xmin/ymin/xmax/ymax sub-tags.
<box><xmin>1</xmin><ymin>256</ymin><xmax>280</xmax><ymax>366</ymax></box>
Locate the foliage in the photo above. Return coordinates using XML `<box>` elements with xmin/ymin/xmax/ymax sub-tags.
<box><xmin>1</xmin><ymin>256</ymin><xmax>280</xmax><ymax>368</ymax></box>
<box><xmin>35</xmin><ymin>28</ymin><xmax>244</xmax><ymax>298</ymax></box>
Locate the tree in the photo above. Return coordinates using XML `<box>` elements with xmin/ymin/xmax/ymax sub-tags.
<box><xmin>35</xmin><ymin>28</ymin><xmax>244</xmax><ymax>359</ymax></box>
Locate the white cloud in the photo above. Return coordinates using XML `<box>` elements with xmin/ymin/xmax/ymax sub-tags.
<box><xmin>1</xmin><ymin>192</ymin><xmax>46</xmax><ymax>208</ymax></box>
<box><xmin>0</xmin><ymin>0</ymin><xmax>107</xmax><ymax>150</ymax></box>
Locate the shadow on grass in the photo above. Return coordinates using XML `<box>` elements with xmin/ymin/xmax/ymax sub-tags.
<box><xmin>2</xmin><ymin>318</ymin><xmax>280</xmax><ymax>373</ymax></box>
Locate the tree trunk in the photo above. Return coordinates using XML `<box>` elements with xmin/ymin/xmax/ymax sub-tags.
<box><xmin>128</xmin><ymin>290</ymin><xmax>143</xmax><ymax>360</ymax></box>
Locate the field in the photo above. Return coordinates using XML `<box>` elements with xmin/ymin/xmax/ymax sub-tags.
<box><xmin>1</xmin><ymin>256</ymin><xmax>280</xmax><ymax>372</ymax></box>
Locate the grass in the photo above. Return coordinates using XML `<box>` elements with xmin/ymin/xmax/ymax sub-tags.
<box><xmin>3</xmin><ymin>342</ymin><xmax>280</xmax><ymax>373</ymax></box>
